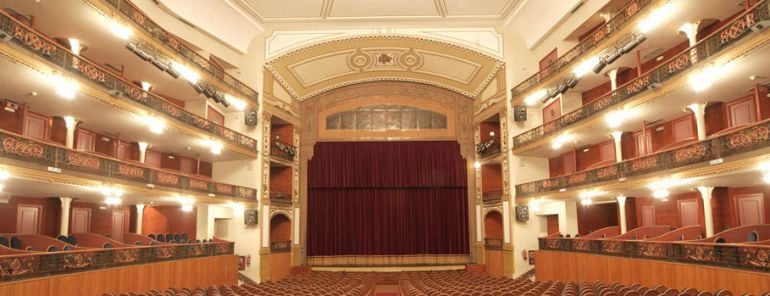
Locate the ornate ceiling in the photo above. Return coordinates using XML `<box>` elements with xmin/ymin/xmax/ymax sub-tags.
<box><xmin>265</xmin><ymin>36</ymin><xmax>505</xmax><ymax>101</ymax></box>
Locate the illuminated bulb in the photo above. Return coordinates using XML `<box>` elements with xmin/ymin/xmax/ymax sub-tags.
<box><xmin>573</xmin><ymin>56</ymin><xmax>601</xmax><ymax>78</ymax></box>
<box><xmin>68</xmin><ymin>38</ymin><xmax>82</xmax><ymax>55</ymax></box>
<box><xmin>228</xmin><ymin>202</ymin><xmax>245</xmax><ymax>214</ymax></box>
<box><xmin>209</xmin><ymin>141</ymin><xmax>223</xmax><ymax>155</ymax></box>
<box><xmin>580</xmin><ymin>198</ymin><xmax>593</xmax><ymax>206</ymax></box>
<box><xmin>473</xmin><ymin>161</ymin><xmax>481</xmax><ymax>169</ymax></box>
<box><xmin>105</xmin><ymin>196</ymin><xmax>122</xmax><ymax>205</ymax></box>
<box><xmin>141</xmin><ymin>81</ymin><xmax>152</xmax><ymax>92</ymax></box>
<box><xmin>0</xmin><ymin>169</ymin><xmax>11</xmax><ymax>181</ymax></box>
<box><xmin>0</xmin><ymin>184</ymin><xmax>4</xmax><ymax>193</ymax></box>
<box><xmin>109</xmin><ymin>20</ymin><xmax>133</xmax><ymax>40</ymax></box>
<box><xmin>225</xmin><ymin>94</ymin><xmax>247</xmax><ymax>111</ymax></box>
<box><xmin>637</xmin><ymin>2</ymin><xmax>674</xmax><ymax>33</ymax></box>
<box><xmin>171</xmin><ymin>62</ymin><xmax>200</xmax><ymax>84</ymax></box>
<box><xmin>529</xmin><ymin>199</ymin><xmax>541</xmax><ymax>212</ymax></box>
<box><xmin>50</xmin><ymin>74</ymin><xmax>80</xmax><ymax>99</ymax></box>
<box><xmin>764</xmin><ymin>173</ymin><xmax>770</xmax><ymax>184</ymax></box>
<box><xmin>652</xmin><ymin>189</ymin><xmax>669</xmax><ymax>199</ymax></box>
<box><xmin>605</xmin><ymin>110</ymin><xmax>626</xmax><ymax>129</ymax></box>
<box><xmin>524</xmin><ymin>89</ymin><xmax>547</xmax><ymax>106</ymax></box>
<box><xmin>145</xmin><ymin>116</ymin><xmax>166</xmax><ymax>134</ymax></box>
<box><xmin>181</xmin><ymin>204</ymin><xmax>193</xmax><ymax>212</ymax></box>
<box><xmin>688</xmin><ymin>65</ymin><xmax>722</xmax><ymax>92</ymax></box>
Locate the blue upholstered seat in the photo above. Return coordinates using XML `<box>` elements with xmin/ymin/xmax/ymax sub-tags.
<box><xmin>0</xmin><ymin>236</ymin><xmax>8</xmax><ymax>247</ymax></box>
<box><xmin>10</xmin><ymin>236</ymin><xmax>22</xmax><ymax>249</ymax></box>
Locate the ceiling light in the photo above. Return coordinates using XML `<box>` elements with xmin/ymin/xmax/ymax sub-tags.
<box><xmin>144</xmin><ymin>115</ymin><xmax>166</xmax><ymax>134</ymax></box>
<box><xmin>141</xmin><ymin>81</ymin><xmax>152</xmax><ymax>92</ymax></box>
<box><xmin>49</xmin><ymin>74</ymin><xmax>80</xmax><ymax>100</ymax></box>
<box><xmin>573</xmin><ymin>56</ymin><xmax>601</xmax><ymax>78</ymax></box>
<box><xmin>177</xmin><ymin>196</ymin><xmax>195</xmax><ymax>212</ymax></box>
<box><xmin>637</xmin><ymin>2</ymin><xmax>674</xmax><ymax>33</ymax></box>
<box><xmin>473</xmin><ymin>161</ymin><xmax>481</xmax><ymax>169</ymax></box>
<box><xmin>109</xmin><ymin>20</ymin><xmax>133</xmax><ymax>40</ymax></box>
<box><xmin>171</xmin><ymin>62</ymin><xmax>199</xmax><ymax>84</ymax></box>
<box><xmin>0</xmin><ymin>169</ymin><xmax>9</xmax><ymax>181</ymax></box>
<box><xmin>227</xmin><ymin>201</ymin><xmax>245</xmax><ymax>214</ymax></box>
<box><xmin>524</xmin><ymin>89</ymin><xmax>547</xmax><ymax>106</ymax></box>
<box><xmin>202</xmin><ymin>139</ymin><xmax>223</xmax><ymax>155</ymax></box>
<box><xmin>529</xmin><ymin>198</ymin><xmax>542</xmax><ymax>212</ymax></box>
<box><xmin>580</xmin><ymin>198</ymin><xmax>593</xmax><ymax>206</ymax></box>
<box><xmin>688</xmin><ymin>65</ymin><xmax>722</xmax><ymax>92</ymax></box>
<box><xmin>605</xmin><ymin>110</ymin><xmax>627</xmax><ymax>128</ymax></box>
<box><xmin>551</xmin><ymin>134</ymin><xmax>574</xmax><ymax>150</ymax></box>
<box><xmin>105</xmin><ymin>196</ymin><xmax>122</xmax><ymax>205</ymax></box>
<box><xmin>652</xmin><ymin>189</ymin><xmax>669</xmax><ymax>199</ymax></box>
<box><xmin>68</xmin><ymin>38</ymin><xmax>83</xmax><ymax>55</ymax></box>
<box><xmin>763</xmin><ymin>173</ymin><xmax>770</xmax><ymax>184</ymax></box>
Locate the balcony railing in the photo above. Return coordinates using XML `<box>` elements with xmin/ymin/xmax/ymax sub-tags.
<box><xmin>482</xmin><ymin>189</ymin><xmax>504</xmax><ymax>204</ymax></box>
<box><xmin>512</xmin><ymin>0</ymin><xmax>770</xmax><ymax>149</ymax></box>
<box><xmin>0</xmin><ymin>11</ymin><xmax>258</xmax><ymax>153</ymax></box>
<box><xmin>516</xmin><ymin>119</ymin><xmax>770</xmax><ymax>196</ymax></box>
<box><xmin>271</xmin><ymin>140</ymin><xmax>297</xmax><ymax>161</ymax></box>
<box><xmin>269</xmin><ymin>191</ymin><xmax>293</xmax><ymax>205</ymax></box>
<box><xmin>270</xmin><ymin>240</ymin><xmax>292</xmax><ymax>253</ymax></box>
<box><xmin>0</xmin><ymin>130</ymin><xmax>257</xmax><ymax>200</ymax></box>
<box><xmin>538</xmin><ymin>237</ymin><xmax>770</xmax><ymax>273</ymax></box>
<box><xmin>0</xmin><ymin>241</ymin><xmax>234</xmax><ymax>282</ymax></box>
<box><xmin>509</xmin><ymin>0</ymin><xmax>654</xmax><ymax>100</ymax></box>
<box><xmin>102</xmin><ymin>0</ymin><xmax>259</xmax><ymax>104</ymax></box>
<box><xmin>476</xmin><ymin>137</ymin><xmax>501</xmax><ymax>158</ymax></box>
<box><xmin>484</xmin><ymin>238</ymin><xmax>503</xmax><ymax>251</ymax></box>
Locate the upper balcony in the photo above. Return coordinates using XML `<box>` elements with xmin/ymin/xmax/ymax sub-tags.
<box><xmin>511</xmin><ymin>0</ymin><xmax>770</xmax><ymax>153</ymax></box>
<box><xmin>0</xmin><ymin>8</ymin><xmax>259</xmax><ymax>156</ymax></box>
<box><xmin>509</xmin><ymin>0</ymin><xmax>657</xmax><ymax>102</ymax></box>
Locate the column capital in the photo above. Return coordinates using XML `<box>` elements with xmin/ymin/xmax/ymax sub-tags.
<box><xmin>62</xmin><ymin>116</ymin><xmax>79</xmax><ymax>129</ymax></box>
<box><xmin>59</xmin><ymin>197</ymin><xmax>73</xmax><ymax>207</ymax></box>
<box><xmin>696</xmin><ymin>186</ymin><xmax>715</xmax><ymax>200</ymax></box>
<box><xmin>135</xmin><ymin>204</ymin><xmax>145</xmax><ymax>211</ymax></box>
<box><xmin>137</xmin><ymin>142</ymin><xmax>149</xmax><ymax>150</ymax></box>
<box><xmin>616</xmin><ymin>195</ymin><xmax>627</xmax><ymax>205</ymax></box>
<box><xmin>686</xmin><ymin>102</ymin><xmax>708</xmax><ymax>115</ymax></box>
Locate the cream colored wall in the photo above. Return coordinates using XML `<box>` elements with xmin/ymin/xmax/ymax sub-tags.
<box><xmin>196</xmin><ymin>203</ymin><xmax>262</xmax><ymax>282</ymax></box>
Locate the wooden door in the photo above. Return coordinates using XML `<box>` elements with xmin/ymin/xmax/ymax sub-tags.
<box><xmin>727</xmin><ymin>98</ymin><xmax>756</xmax><ymax>128</ymax></box>
<box><xmin>116</xmin><ymin>141</ymin><xmax>130</xmax><ymax>161</ymax></box>
<box><xmin>180</xmin><ymin>157</ymin><xmax>197</xmax><ymax>175</ymax></box>
<box><xmin>672</xmin><ymin>115</ymin><xmax>695</xmax><ymax>144</ymax></box>
<box><xmin>111</xmin><ymin>211</ymin><xmax>126</xmax><ymax>241</ymax></box>
<box><xmin>542</xmin><ymin>98</ymin><xmax>561</xmax><ymax>124</ymax></box>
<box><xmin>24</xmin><ymin>112</ymin><xmax>48</xmax><ymax>140</ymax></box>
<box><xmin>562</xmin><ymin>152</ymin><xmax>575</xmax><ymax>175</ymax></box>
<box><xmin>76</xmin><ymin>129</ymin><xmax>95</xmax><ymax>151</ymax></box>
<box><xmin>16</xmin><ymin>205</ymin><xmax>41</xmax><ymax>234</ymax></box>
<box><xmin>546</xmin><ymin>215</ymin><xmax>560</xmax><ymax>235</ymax></box>
<box><xmin>641</xmin><ymin>205</ymin><xmax>656</xmax><ymax>227</ymax></box>
<box><xmin>207</xmin><ymin>106</ymin><xmax>225</xmax><ymax>126</ymax></box>
<box><xmin>736</xmin><ymin>194</ymin><xmax>765</xmax><ymax>226</ymax></box>
<box><xmin>70</xmin><ymin>208</ymin><xmax>91</xmax><ymax>233</ymax></box>
<box><xmin>145</xmin><ymin>150</ymin><xmax>161</xmax><ymax>168</ymax></box>
<box><xmin>634</xmin><ymin>131</ymin><xmax>652</xmax><ymax>157</ymax></box>
<box><xmin>599</xmin><ymin>141</ymin><xmax>615</xmax><ymax>163</ymax></box>
<box><xmin>678</xmin><ymin>200</ymin><xmax>699</xmax><ymax>227</ymax></box>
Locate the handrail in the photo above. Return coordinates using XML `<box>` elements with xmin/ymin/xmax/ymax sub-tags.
<box><xmin>538</xmin><ymin>236</ymin><xmax>770</xmax><ymax>273</ymax></box>
<box><xmin>0</xmin><ymin>129</ymin><xmax>258</xmax><ymax>200</ymax></box>
<box><xmin>512</xmin><ymin>0</ymin><xmax>770</xmax><ymax>149</ymax></box>
<box><xmin>0</xmin><ymin>240</ymin><xmax>234</xmax><ymax>282</ymax></box>
<box><xmin>270</xmin><ymin>240</ymin><xmax>292</xmax><ymax>253</ymax></box>
<box><xmin>516</xmin><ymin>118</ymin><xmax>770</xmax><ymax>195</ymax></box>
<box><xmin>0</xmin><ymin>11</ymin><xmax>258</xmax><ymax>153</ymax></box>
<box><xmin>509</xmin><ymin>0</ymin><xmax>655</xmax><ymax>100</ymax></box>
<box><xmin>102</xmin><ymin>0</ymin><xmax>259</xmax><ymax>104</ymax></box>
<box><xmin>475</xmin><ymin>137</ymin><xmax>501</xmax><ymax>158</ymax></box>
<box><xmin>271</xmin><ymin>139</ymin><xmax>297</xmax><ymax>161</ymax></box>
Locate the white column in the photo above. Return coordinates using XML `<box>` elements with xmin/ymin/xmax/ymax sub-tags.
<box><xmin>679</xmin><ymin>22</ymin><xmax>700</xmax><ymax>63</ymax></box>
<box><xmin>502</xmin><ymin>200</ymin><xmax>511</xmax><ymax>244</ymax></box>
<box><xmin>607</xmin><ymin>68</ymin><xmax>620</xmax><ymax>91</ymax></box>
<box><xmin>475</xmin><ymin>205</ymin><xmax>482</xmax><ymax>242</ymax></box>
<box><xmin>59</xmin><ymin>197</ymin><xmax>73</xmax><ymax>236</ymax></box>
<box><xmin>687</xmin><ymin>103</ymin><xmax>707</xmax><ymax>141</ymax></box>
<box><xmin>62</xmin><ymin>116</ymin><xmax>78</xmax><ymax>149</ymax></box>
<box><xmin>293</xmin><ymin>207</ymin><xmax>300</xmax><ymax>244</ymax></box>
<box><xmin>616</xmin><ymin>195</ymin><xmax>628</xmax><ymax>234</ymax></box>
<box><xmin>697</xmin><ymin>186</ymin><xmax>715</xmax><ymax>237</ymax></box>
<box><xmin>135</xmin><ymin>204</ymin><xmax>145</xmax><ymax>234</ymax></box>
<box><xmin>261</xmin><ymin>205</ymin><xmax>270</xmax><ymax>248</ymax></box>
<box><xmin>138</xmin><ymin>142</ymin><xmax>149</xmax><ymax>163</ymax></box>
<box><xmin>611</xmin><ymin>131</ymin><xmax>624</xmax><ymax>162</ymax></box>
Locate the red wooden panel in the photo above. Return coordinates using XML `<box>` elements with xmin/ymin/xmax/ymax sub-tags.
<box><xmin>117</xmin><ymin>142</ymin><xmax>130</xmax><ymax>160</ymax></box>
<box><xmin>634</xmin><ymin>131</ymin><xmax>651</xmax><ymax>157</ymax></box>
<box><xmin>547</xmin><ymin>215</ymin><xmax>560</xmax><ymax>235</ymax></box>
<box><xmin>111</xmin><ymin>211</ymin><xmax>126</xmax><ymax>242</ymax></box>
<box><xmin>24</xmin><ymin>112</ymin><xmax>48</xmax><ymax>140</ymax></box>
<box><xmin>17</xmin><ymin>205</ymin><xmax>41</xmax><ymax>234</ymax></box>
<box><xmin>145</xmin><ymin>150</ymin><xmax>162</xmax><ymax>168</ymax></box>
<box><xmin>599</xmin><ymin>141</ymin><xmax>615</xmax><ymax>162</ymax></box>
<box><xmin>207</xmin><ymin>106</ymin><xmax>225</xmax><ymax>126</ymax></box>
<box><xmin>727</xmin><ymin>98</ymin><xmax>757</xmax><ymax>128</ymax></box>
<box><xmin>70</xmin><ymin>208</ymin><xmax>91</xmax><ymax>233</ymax></box>
<box><xmin>180</xmin><ymin>157</ymin><xmax>197</xmax><ymax>174</ymax></box>
<box><xmin>542</xmin><ymin>98</ymin><xmax>561</xmax><ymax>124</ymax></box>
<box><xmin>736</xmin><ymin>194</ymin><xmax>765</xmax><ymax>226</ymax></box>
<box><xmin>76</xmin><ymin>129</ymin><xmax>95</xmax><ymax>151</ymax></box>
<box><xmin>678</xmin><ymin>200</ymin><xmax>699</xmax><ymax>227</ymax></box>
<box><xmin>672</xmin><ymin>116</ymin><xmax>695</xmax><ymax>143</ymax></box>
<box><xmin>563</xmin><ymin>152</ymin><xmax>575</xmax><ymax>175</ymax></box>
<box><xmin>641</xmin><ymin>206</ymin><xmax>655</xmax><ymax>227</ymax></box>
<box><xmin>539</xmin><ymin>48</ymin><xmax>558</xmax><ymax>71</ymax></box>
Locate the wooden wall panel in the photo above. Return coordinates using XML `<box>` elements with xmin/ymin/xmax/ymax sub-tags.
<box><xmin>536</xmin><ymin>251</ymin><xmax>770</xmax><ymax>295</ymax></box>
<box><xmin>479</xmin><ymin>122</ymin><xmax>501</xmax><ymax>142</ymax></box>
<box><xmin>271</xmin><ymin>124</ymin><xmax>294</xmax><ymax>145</ymax></box>
<box><xmin>0</xmin><ymin>255</ymin><xmax>238</xmax><ymax>296</ymax></box>
<box><xmin>0</xmin><ymin>196</ymin><xmax>59</xmax><ymax>237</ymax></box>
<box><xmin>269</xmin><ymin>166</ymin><xmax>293</xmax><ymax>194</ymax></box>
<box><xmin>141</xmin><ymin>206</ymin><xmax>197</xmax><ymax>240</ymax></box>
<box><xmin>484</xmin><ymin>211</ymin><xmax>503</xmax><ymax>240</ymax></box>
<box><xmin>484</xmin><ymin>250</ymin><xmax>504</xmax><ymax>277</ymax></box>
<box><xmin>270</xmin><ymin>252</ymin><xmax>292</xmax><ymax>282</ymax></box>
<box><xmin>633</xmin><ymin>192</ymin><xmax>703</xmax><ymax>230</ymax></box>
<box><xmin>160</xmin><ymin>152</ymin><xmax>181</xmax><ymax>171</ymax></box>
<box><xmin>269</xmin><ymin>214</ymin><xmax>291</xmax><ymax>242</ymax></box>
<box><xmin>481</xmin><ymin>164</ymin><xmax>502</xmax><ymax>194</ymax></box>
<box><xmin>0</xmin><ymin>106</ymin><xmax>24</xmax><ymax>134</ymax></box>
<box><xmin>705</xmin><ymin>102</ymin><xmax>726</xmax><ymax>136</ymax></box>
<box><xmin>70</xmin><ymin>202</ymin><xmax>131</xmax><ymax>238</ymax></box>
<box><xmin>577</xmin><ymin>203</ymin><xmax>618</xmax><ymax>236</ymax></box>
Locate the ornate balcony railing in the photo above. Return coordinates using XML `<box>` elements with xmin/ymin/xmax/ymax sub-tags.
<box><xmin>538</xmin><ymin>237</ymin><xmax>770</xmax><ymax>273</ymax></box>
<box><xmin>0</xmin><ymin>11</ymin><xmax>258</xmax><ymax>153</ymax></box>
<box><xmin>484</xmin><ymin>239</ymin><xmax>503</xmax><ymax>251</ymax></box>
<box><xmin>512</xmin><ymin>0</ymin><xmax>770</xmax><ymax>149</ymax></box>
<box><xmin>476</xmin><ymin>138</ymin><xmax>501</xmax><ymax>158</ymax></box>
<box><xmin>271</xmin><ymin>140</ymin><xmax>297</xmax><ymax>161</ymax></box>
<box><xmin>0</xmin><ymin>130</ymin><xmax>257</xmax><ymax>200</ymax></box>
<box><xmin>482</xmin><ymin>189</ymin><xmax>504</xmax><ymax>204</ymax></box>
<box><xmin>270</xmin><ymin>240</ymin><xmax>292</xmax><ymax>253</ymax></box>
<box><xmin>516</xmin><ymin>119</ymin><xmax>770</xmax><ymax>196</ymax></box>
<box><xmin>509</xmin><ymin>0</ymin><xmax>654</xmax><ymax>100</ymax></box>
<box><xmin>269</xmin><ymin>191</ymin><xmax>293</xmax><ymax>205</ymax></box>
<box><xmin>0</xmin><ymin>241</ymin><xmax>234</xmax><ymax>282</ymax></box>
<box><xmin>102</xmin><ymin>0</ymin><xmax>259</xmax><ymax>104</ymax></box>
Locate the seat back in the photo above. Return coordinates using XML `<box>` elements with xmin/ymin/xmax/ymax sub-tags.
<box><xmin>10</xmin><ymin>236</ymin><xmax>21</xmax><ymax>249</ymax></box>
<box><xmin>0</xmin><ymin>236</ymin><xmax>8</xmax><ymax>247</ymax></box>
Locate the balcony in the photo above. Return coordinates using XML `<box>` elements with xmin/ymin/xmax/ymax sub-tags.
<box><xmin>270</xmin><ymin>191</ymin><xmax>293</xmax><ymax>206</ymax></box>
<box><xmin>509</xmin><ymin>0</ymin><xmax>655</xmax><ymax>100</ymax></box>
<box><xmin>476</xmin><ymin>137</ymin><xmax>501</xmax><ymax>159</ymax></box>
<box><xmin>271</xmin><ymin>140</ymin><xmax>297</xmax><ymax>162</ymax></box>
<box><xmin>270</xmin><ymin>240</ymin><xmax>292</xmax><ymax>253</ymax></box>
<box><xmin>482</xmin><ymin>189</ymin><xmax>504</xmax><ymax>204</ymax></box>
<box><xmin>97</xmin><ymin>0</ymin><xmax>259</xmax><ymax>105</ymax></box>
<box><xmin>484</xmin><ymin>238</ymin><xmax>503</xmax><ymax>251</ymax></box>
<box><xmin>0</xmin><ymin>11</ymin><xmax>258</xmax><ymax>154</ymax></box>
<box><xmin>512</xmin><ymin>1</ymin><xmax>770</xmax><ymax>151</ymax></box>
<box><xmin>516</xmin><ymin>119</ymin><xmax>770</xmax><ymax>196</ymax></box>
<box><xmin>0</xmin><ymin>129</ymin><xmax>257</xmax><ymax>200</ymax></box>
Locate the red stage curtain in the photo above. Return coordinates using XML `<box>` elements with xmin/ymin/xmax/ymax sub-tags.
<box><xmin>307</xmin><ymin>141</ymin><xmax>469</xmax><ymax>256</ymax></box>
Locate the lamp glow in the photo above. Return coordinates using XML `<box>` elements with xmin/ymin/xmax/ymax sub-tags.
<box><xmin>573</xmin><ymin>56</ymin><xmax>601</xmax><ymax>78</ymax></box>
<box><xmin>50</xmin><ymin>74</ymin><xmax>80</xmax><ymax>100</ymax></box>
<box><xmin>225</xmin><ymin>94</ymin><xmax>247</xmax><ymax>110</ymax></box>
<box><xmin>109</xmin><ymin>20</ymin><xmax>133</xmax><ymax>40</ymax></box>
<box><xmin>171</xmin><ymin>62</ymin><xmax>200</xmax><ymax>84</ymax></box>
<box><xmin>524</xmin><ymin>89</ymin><xmax>547</xmax><ymax>106</ymax></box>
<box><xmin>637</xmin><ymin>2</ymin><xmax>674</xmax><ymax>33</ymax></box>
<box><xmin>473</xmin><ymin>161</ymin><xmax>481</xmax><ymax>169</ymax></box>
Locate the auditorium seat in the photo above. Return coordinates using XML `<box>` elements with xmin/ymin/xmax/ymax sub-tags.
<box><xmin>0</xmin><ymin>236</ymin><xmax>8</xmax><ymax>247</ymax></box>
<box><xmin>10</xmin><ymin>236</ymin><xmax>21</xmax><ymax>249</ymax></box>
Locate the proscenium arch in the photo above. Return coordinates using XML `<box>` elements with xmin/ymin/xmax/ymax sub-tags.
<box><xmin>265</xmin><ymin>35</ymin><xmax>505</xmax><ymax>101</ymax></box>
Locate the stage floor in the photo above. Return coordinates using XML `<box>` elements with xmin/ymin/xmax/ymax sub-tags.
<box><xmin>310</xmin><ymin>265</ymin><xmax>466</xmax><ymax>272</ymax></box>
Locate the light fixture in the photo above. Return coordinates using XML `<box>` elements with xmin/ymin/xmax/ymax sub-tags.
<box><xmin>171</xmin><ymin>62</ymin><xmax>199</xmax><ymax>84</ymax></box>
<box><xmin>689</xmin><ymin>65</ymin><xmax>722</xmax><ymax>92</ymax></box>
<box><xmin>580</xmin><ymin>198</ymin><xmax>593</xmax><ymax>206</ymax></box>
<box><xmin>652</xmin><ymin>188</ymin><xmax>670</xmax><ymax>199</ymax></box>
<box><xmin>760</xmin><ymin>161</ymin><xmax>770</xmax><ymax>184</ymax></box>
<box><xmin>473</xmin><ymin>161</ymin><xmax>481</xmax><ymax>169</ymax></box>
<box><xmin>0</xmin><ymin>184</ymin><xmax>4</xmax><ymax>193</ymax></box>
<box><xmin>620</xmin><ymin>34</ymin><xmax>647</xmax><ymax>54</ymax></box>
<box><xmin>49</xmin><ymin>74</ymin><xmax>80</xmax><ymax>100</ymax></box>
<box><xmin>143</xmin><ymin>115</ymin><xmax>166</xmax><ymax>134</ymax></box>
<box><xmin>141</xmin><ymin>81</ymin><xmax>152</xmax><ymax>92</ymax></box>
<box><xmin>605</xmin><ymin>110</ymin><xmax>627</xmax><ymax>128</ymax></box>
<box><xmin>524</xmin><ymin>89</ymin><xmax>548</xmax><ymax>106</ymax></box>
<box><xmin>177</xmin><ymin>196</ymin><xmax>195</xmax><ymax>212</ymax></box>
<box><xmin>202</xmin><ymin>139</ymin><xmax>223</xmax><ymax>155</ymax></box>
<box><xmin>68</xmin><ymin>38</ymin><xmax>83</xmax><ymax>55</ymax></box>
<box><xmin>227</xmin><ymin>201</ymin><xmax>245</xmax><ymax>214</ymax></box>
<box><xmin>573</xmin><ymin>56</ymin><xmax>601</xmax><ymax>78</ymax></box>
<box><xmin>489</xmin><ymin>131</ymin><xmax>495</xmax><ymax>138</ymax></box>
<box><xmin>109</xmin><ymin>19</ymin><xmax>133</xmax><ymax>40</ymax></box>
<box><xmin>636</xmin><ymin>2</ymin><xmax>674</xmax><ymax>33</ymax></box>
<box><xmin>551</xmin><ymin>134</ymin><xmax>574</xmax><ymax>150</ymax></box>
<box><xmin>0</xmin><ymin>168</ymin><xmax>9</xmax><ymax>181</ymax></box>
<box><xmin>101</xmin><ymin>183</ymin><xmax>124</xmax><ymax>205</ymax></box>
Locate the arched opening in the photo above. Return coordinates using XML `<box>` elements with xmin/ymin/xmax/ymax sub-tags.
<box><xmin>269</xmin><ymin>214</ymin><xmax>292</xmax><ymax>281</ymax></box>
<box><xmin>484</xmin><ymin>211</ymin><xmax>504</xmax><ymax>277</ymax></box>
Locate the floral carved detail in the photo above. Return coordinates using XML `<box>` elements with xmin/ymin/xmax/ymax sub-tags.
<box><xmin>2</xmin><ymin>256</ymin><xmax>36</xmax><ymax>276</ymax></box>
<box><xmin>720</xmin><ymin>13</ymin><xmax>755</xmax><ymax>45</ymax></box>
<box><xmin>740</xmin><ymin>248</ymin><xmax>770</xmax><ymax>268</ymax></box>
<box><xmin>639</xmin><ymin>243</ymin><xmax>668</xmax><ymax>258</ymax></box>
<box><xmin>189</xmin><ymin>179</ymin><xmax>209</xmax><ymax>191</ymax></box>
<box><xmin>602</xmin><ymin>241</ymin><xmax>624</xmax><ymax>254</ymax></box>
<box><xmin>63</xmin><ymin>253</ymin><xmax>94</xmax><ymax>269</ymax></box>
<box><xmin>572</xmin><ymin>240</ymin><xmax>592</xmax><ymax>252</ymax></box>
<box><xmin>673</xmin><ymin>144</ymin><xmax>708</xmax><ymax>163</ymax></box>
<box><xmin>12</xmin><ymin>27</ymin><xmax>56</xmax><ymax>56</ymax></box>
<box><xmin>683</xmin><ymin>245</ymin><xmax>716</xmax><ymax>262</ymax></box>
<box><xmin>113</xmin><ymin>249</ymin><xmax>139</xmax><ymax>264</ymax></box>
<box><xmin>124</xmin><ymin>85</ymin><xmax>149</xmax><ymax>103</ymax></box>
<box><xmin>625</xmin><ymin>1</ymin><xmax>641</xmax><ymax>17</ymax></box>
<box><xmin>545</xmin><ymin>239</ymin><xmax>562</xmax><ymax>249</ymax></box>
<box><xmin>631</xmin><ymin>156</ymin><xmax>657</xmax><ymax>172</ymax></box>
<box><xmin>2</xmin><ymin>138</ymin><xmax>45</xmax><ymax>158</ymax></box>
<box><xmin>567</xmin><ymin>173</ymin><xmax>587</xmax><ymax>185</ymax></box>
<box><xmin>72</xmin><ymin>58</ymin><xmax>106</xmax><ymax>83</ymax></box>
<box><xmin>596</xmin><ymin>165</ymin><xmax>618</xmax><ymax>179</ymax></box>
<box><xmin>156</xmin><ymin>172</ymin><xmax>180</xmax><ymax>185</ymax></box>
<box><xmin>66</xmin><ymin>152</ymin><xmax>101</xmax><ymax>170</ymax></box>
<box><xmin>666</xmin><ymin>54</ymin><xmax>690</xmax><ymax>74</ymax></box>
<box><xmin>155</xmin><ymin>247</ymin><xmax>174</xmax><ymax>259</ymax></box>
<box><xmin>216</xmin><ymin>184</ymin><xmax>234</xmax><ymax>195</ymax></box>
<box><xmin>116</xmin><ymin>164</ymin><xmax>145</xmax><ymax>179</ymax></box>
<box><xmin>626</xmin><ymin>75</ymin><xmax>650</xmax><ymax>94</ymax></box>
<box><xmin>728</xmin><ymin>126</ymin><xmax>769</xmax><ymax>149</ymax></box>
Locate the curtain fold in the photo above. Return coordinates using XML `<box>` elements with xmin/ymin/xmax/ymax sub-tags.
<box><xmin>307</xmin><ymin>141</ymin><xmax>469</xmax><ymax>257</ymax></box>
